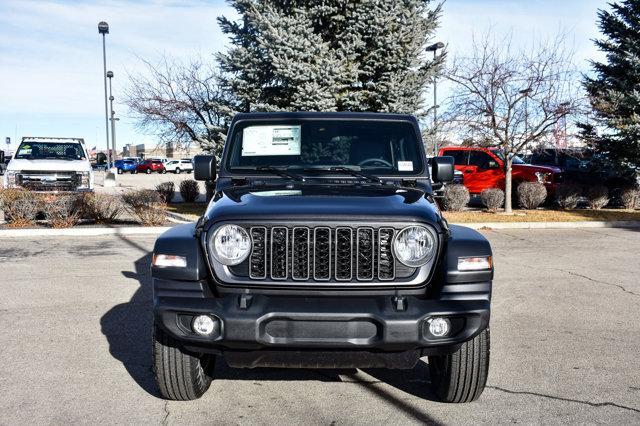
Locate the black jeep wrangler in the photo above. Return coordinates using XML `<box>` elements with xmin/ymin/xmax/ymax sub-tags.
<box><xmin>151</xmin><ymin>112</ymin><xmax>493</xmax><ymax>402</ymax></box>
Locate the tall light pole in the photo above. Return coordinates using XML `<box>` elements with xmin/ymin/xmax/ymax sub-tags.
<box><xmin>426</xmin><ymin>41</ymin><xmax>445</xmax><ymax>156</ymax></box>
<box><xmin>107</xmin><ymin>71</ymin><xmax>117</xmax><ymax>163</ymax></box>
<box><xmin>98</xmin><ymin>21</ymin><xmax>110</xmax><ymax>168</ymax></box>
<box><xmin>519</xmin><ymin>88</ymin><xmax>532</xmax><ymax>137</ymax></box>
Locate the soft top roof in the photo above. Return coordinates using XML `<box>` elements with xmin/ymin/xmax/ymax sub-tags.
<box><xmin>230</xmin><ymin>111</ymin><xmax>418</xmax><ymax>124</ymax></box>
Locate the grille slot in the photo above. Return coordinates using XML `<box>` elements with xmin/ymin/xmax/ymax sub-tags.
<box><xmin>249</xmin><ymin>227</ymin><xmax>267</xmax><ymax>279</ymax></box>
<box><xmin>356</xmin><ymin>228</ymin><xmax>375</xmax><ymax>280</ymax></box>
<box><xmin>335</xmin><ymin>227</ymin><xmax>353</xmax><ymax>281</ymax></box>
<box><xmin>377</xmin><ymin>228</ymin><xmax>395</xmax><ymax>280</ymax></box>
<box><xmin>291</xmin><ymin>227</ymin><xmax>310</xmax><ymax>280</ymax></box>
<box><xmin>313</xmin><ymin>227</ymin><xmax>332</xmax><ymax>281</ymax></box>
<box><xmin>270</xmin><ymin>227</ymin><xmax>288</xmax><ymax>280</ymax></box>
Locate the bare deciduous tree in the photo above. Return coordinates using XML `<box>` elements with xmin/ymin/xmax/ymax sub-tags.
<box><xmin>445</xmin><ymin>31</ymin><xmax>581</xmax><ymax>213</ymax></box>
<box><xmin>126</xmin><ymin>56</ymin><xmax>234</xmax><ymax>158</ymax></box>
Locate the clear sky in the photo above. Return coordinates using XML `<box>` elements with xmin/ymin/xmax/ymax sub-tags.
<box><xmin>0</xmin><ymin>0</ymin><xmax>608</xmax><ymax>154</ymax></box>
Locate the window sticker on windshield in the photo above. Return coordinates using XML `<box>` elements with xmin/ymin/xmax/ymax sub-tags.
<box><xmin>398</xmin><ymin>161</ymin><xmax>413</xmax><ymax>171</ymax></box>
<box><xmin>18</xmin><ymin>147</ymin><xmax>32</xmax><ymax>155</ymax></box>
<box><xmin>242</xmin><ymin>125</ymin><xmax>301</xmax><ymax>156</ymax></box>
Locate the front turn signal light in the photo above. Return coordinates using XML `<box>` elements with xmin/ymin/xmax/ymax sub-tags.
<box><xmin>458</xmin><ymin>256</ymin><xmax>492</xmax><ymax>271</ymax></box>
<box><xmin>152</xmin><ymin>254</ymin><xmax>187</xmax><ymax>268</ymax></box>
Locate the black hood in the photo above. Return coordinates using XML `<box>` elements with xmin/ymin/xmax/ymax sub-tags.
<box><xmin>204</xmin><ymin>184</ymin><xmax>442</xmax><ymax>224</ymax></box>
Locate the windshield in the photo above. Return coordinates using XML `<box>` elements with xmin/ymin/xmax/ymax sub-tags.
<box><xmin>15</xmin><ymin>141</ymin><xmax>86</xmax><ymax>160</ymax></box>
<box><xmin>226</xmin><ymin>120</ymin><xmax>423</xmax><ymax>175</ymax></box>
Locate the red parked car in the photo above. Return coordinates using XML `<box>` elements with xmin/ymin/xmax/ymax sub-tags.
<box><xmin>135</xmin><ymin>159</ymin><xmax>166</xmax><ymax>174</ymax></box>
<box><xmin>439</xmin><ymin>146</ymin><xmax>561</xmax><ymax>195</ymax></box>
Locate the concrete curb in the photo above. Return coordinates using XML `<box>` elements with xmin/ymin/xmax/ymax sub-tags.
<box><xmin>0</xmin><ymin>226</ymin><xmax>172</xmax><ymax>237</ymax></box>
<box><xmin>457</xmin><ymin>220</ymin><xmax>640</xmax><ymax>230</ymax></box>
<box><xmin>1</xmin><ymin>220</ymin><xmax>638</xmax><ymax>237</ymax></box>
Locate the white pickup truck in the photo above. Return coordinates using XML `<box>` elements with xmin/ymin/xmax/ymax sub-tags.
<box><xmin>3</xmin><ymin>137</ymin><xmax>94</xmax><ymax>192</ymax></box>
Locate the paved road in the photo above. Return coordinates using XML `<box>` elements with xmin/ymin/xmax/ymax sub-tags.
<box><xmin>1</xmin><ymin>228</ymin><xmax>639</xmax><ymax>424</ymax></box>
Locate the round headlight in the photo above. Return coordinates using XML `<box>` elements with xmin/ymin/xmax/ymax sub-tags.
<box><xmin>211</xmin><ymin>224</ymin><xmax>251</xmax><ymax>265</ymax></box>
<box><xmin>393</xmin><ymin>225</ymin><xmax>436</xmax><ymax>267</ymax></box>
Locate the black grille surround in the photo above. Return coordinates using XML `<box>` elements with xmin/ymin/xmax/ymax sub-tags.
<box><xmin>205</xmin><ymin>221</ymin><xmax>441</xmax><ymax>289</ymax></box>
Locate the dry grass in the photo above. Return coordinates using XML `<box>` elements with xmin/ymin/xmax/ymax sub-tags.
<box><xmin>167</xmin><ymin>202</ymin><xmax>207</xmax><ymax>220</ymax></box>
<box><xmin>443</xmin><ymin>208</ymin><xmax>640</xmax><ymax>223</ymax></box>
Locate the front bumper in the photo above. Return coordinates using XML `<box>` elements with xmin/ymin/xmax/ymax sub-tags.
<box><xmin>154</xmin><ymin>280</ymin><xmax>490</xmax><ymax>353</ymax></box>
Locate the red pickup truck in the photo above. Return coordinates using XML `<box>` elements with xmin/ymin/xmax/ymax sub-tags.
<box><xmin>439</xmin><ymin>146</ymin><xmax>561</xmax><ymax>195</ymax></box>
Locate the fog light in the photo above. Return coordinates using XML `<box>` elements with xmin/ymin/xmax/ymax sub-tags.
<box><xmin>192</xmin><ymin>315</ymin><xmax>217</xmax><ymax>336</ymax></box>
<box><xmin>428</xmin><ymin>317</ymin><xmax>451</xmax><ymax>337</ymax></box>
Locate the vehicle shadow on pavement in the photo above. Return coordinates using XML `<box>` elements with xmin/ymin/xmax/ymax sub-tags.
<box><xmin>100</xmin><ymin>234</ymin><xmax>160</xmax><ymax>397</ymax></box>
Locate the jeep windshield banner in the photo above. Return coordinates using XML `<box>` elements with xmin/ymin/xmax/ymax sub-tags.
<box><xmin>241</xmin><ymin>125</ymin><xmax>302</xmax><ymax>157</ymax></box>
<box><xmin>228</xmin><ymin>120</ymin><xmax>422</xmax><ymax>174</ymax></box>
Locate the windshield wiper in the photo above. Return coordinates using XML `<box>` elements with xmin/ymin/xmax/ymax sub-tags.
<box><xmin>296</xmin><ymin>166</ymin><xmax>383</xmax><ymax>184</ymax></box>
<box><xmin>235</xmin><ymin>166</ymin><xmax>305</xmax><ymax>182</ymax></box>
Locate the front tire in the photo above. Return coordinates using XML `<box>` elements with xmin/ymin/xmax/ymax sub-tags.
<box><xmin>428</xmin><ymin>328</ymin><xmax>490</xmax><ymax>403</ymax></box>
<box><xmin>146</xmin><ymin>168</ymin><xmax>151</xmax><ymax>174</ymax></box>
<box><xmin>153</xmin><ymin>325</ymin><xmax>215</xmax><ymax>400</ymax></box>
<box><xmin>175</xmin><ymin>168</ymin><xmax>181</xmax><ymax>174</ymax></box>
<box><xmin>117</xmin><ymin>168</ymin><xmax>123</xmax><ymax>175</ymax></box>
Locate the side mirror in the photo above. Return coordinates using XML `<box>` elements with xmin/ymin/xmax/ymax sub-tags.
<box><xmin>0</xmin><ymin>151</ymin><xmax>4</xmax><ymax>164</ymax></box>
<box><xmin>431</xmin><ymin>156</ymin><xmax>454</xmax><ymax>183</ymax></box>
<box><xmin>487</xmin><ymin>160</ymin><xmax>499</xmax><ymax>169</ymax></box>
<box><xmin>193</xmin><ymin>155</ymin><xmax>216</xmax><ymax>181</ymax></box>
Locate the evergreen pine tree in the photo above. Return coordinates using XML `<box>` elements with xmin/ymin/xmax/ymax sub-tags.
<box><xmin>583</xmin><ymin>0</ymin><xmax>640</xmax><ymax>167</ymax></box>
<box><xmin>217</xmin><ymin>0</ymin><xmax>443</xmax><ymax>114</ymax></box>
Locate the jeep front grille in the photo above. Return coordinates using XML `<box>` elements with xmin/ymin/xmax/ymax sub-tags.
<box><xmin>246</xmin><ymin>225</ymin><xmax>399</xmax><ymax>282</ymax></box>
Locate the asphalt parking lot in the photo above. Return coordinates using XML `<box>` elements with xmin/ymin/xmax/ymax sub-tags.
<box><xmin>0</xmin><ymin>228</ymin><xmax>639</xmax><ymax>424</ymax></box>
<box><xmin>93</xmin><ymin>170</ymin><xmax>207</xmax><ymax>202</ymax></box>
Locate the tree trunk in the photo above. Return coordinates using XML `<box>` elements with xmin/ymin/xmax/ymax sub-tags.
<box><xmin>504</xmin><ymin>157</ymin><xmax>513</xmax><ymax>214</ymax></box>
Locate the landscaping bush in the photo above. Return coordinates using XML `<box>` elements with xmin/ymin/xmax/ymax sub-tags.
<box><xmin>586</xmin><ymin>185</ymin><xmax>609</xmax><ymax>210</ymax></box>
<box><xmin>81</xmin><ymin>193</ymin><xmax>123</xmax><ymax>223</ymax></box>
<box><xmin>121</xmin><ymin>190</ymin><xmax>166</xmax><ymax>226</ymax></box>
<box><xmin>0</xmin><ymin>189</ymin><xmax>41</xmax><ymax>227</ymax></box>
<box><xmin>156</xmin><ymin>182</ymin><xmax>175</xmax><ymax>203</ymax></box>
<box><xmin>442</xmin><ymin>184</ymin><xmax>470</xmax><ymax>212</ymax></box>
<box><xmin>43</xmin><ymin>195</ymin><xmax>82</xmax><ymax>228</ymax></box>
<box><xmin>620</xmin><ymin>187</ymin><xmax>640</xmax><ymax>209</ymax></box>
<box><xmin>517</xmin><ymin>182</ymin><xmax>547</xmax><ymax>210</ymax></box>
<box><xmin>480</xmin><ymin>188</ymin><xmax>504</xmax><ymax>213</ymax></box>
<box><xmin>555</xmin><ymin>183</ymin><xmax>582</xmax><ymax>210</ymax></box>
<box><xmin>179</xmin><ymin>179</ymin><xmax>200</xmax><ymax>203</ymax></box>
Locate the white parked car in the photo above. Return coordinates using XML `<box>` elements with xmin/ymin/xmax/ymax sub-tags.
<box><xmin>3</xmin><ymin>137</ymin><xmax>93</xmax><ymax>192</ymax></box>
<box><xmin>164</xmin><ymin>159</ymin><xmax>193</xmax><ymax>174</ymax></box>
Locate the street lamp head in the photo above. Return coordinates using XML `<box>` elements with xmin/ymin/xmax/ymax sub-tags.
<box><xmin>109</xmin><ymin>96</ymin><xmax>114</xmax><ymax>101</ymax></box>
<box><xmin>426</xmin><ymin>42</ymin><xmax>445</xmax><ymax>52</ymax></box>
<box><xmin>106</xmin><ymin>70</ymin><xmax>114</xmax><ymax>78</ymax></box>
<box><xmin>98</xmin><ymin>21</ymin><xmax>109</xmax><ymax>34</ymax></box>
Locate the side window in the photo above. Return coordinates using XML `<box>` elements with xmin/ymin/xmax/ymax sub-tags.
<box><xmin>446</xmin><ymin>150</ymin><xmax>469</xmax><ymax>166</ymax></box>
<box><xmin>469</xmin><ymin>151</ymin><xmax>494</xmax><ymax>168</ymax></box>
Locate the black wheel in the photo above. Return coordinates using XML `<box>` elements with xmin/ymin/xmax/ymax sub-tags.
<box><xmin>428</xmin><ymin>328</ymin><xmax>490</xmax><ymax>403</ymax></box>
<box><xmin>175</xmin><ymin>168</ymin><xmax>181</xmax><ymax>174</ymax></box>
<box><xmin>133</xmin><ymin>169</ymin><xmax>138</xmax><ymax>174</ymax></box>
<box><xmin>146</xmin><ymin>168</ymin><xmax>151</xmax><ymax>174</ymax></box>
<box><xmin>153</xmin><ymin>325</ymin><xmax>215</xmax><ymax>400</ymax></box>
<box><xmin>161</xmin><ymin>169</ymin><xmax>167</xmax><ymax>174</ymax></box>
<box><xmin>117</xmin><ymin>168</ymin><xmax>123</xmax><ymax>175</ymax></box>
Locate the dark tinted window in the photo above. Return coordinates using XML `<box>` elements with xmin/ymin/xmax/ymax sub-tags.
<box><xmin>469</xmin><ymin>151</ymin><xmax>494</xmax><ymax>168</ymax></box>
<box><xmin>15</xmin><ymin>141</ymin><xmax>86</xmax><ymax>160</ymax></box>
<box><xmin>446</xmin><ymin>150</ymin><xmax>469</xmax><ymax>166</ymax></box>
